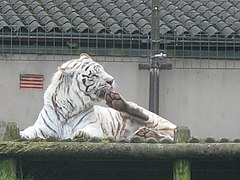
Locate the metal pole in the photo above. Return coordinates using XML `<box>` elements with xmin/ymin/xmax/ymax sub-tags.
<box><xmin>149</xmin><ymin>0</ymin><xmax>160</xmax><ymax>114</ymax></box>
<box><xmin>149</xmin><ymin>67</ymin><xmax>160</xmax><ymax>114</ymax></box>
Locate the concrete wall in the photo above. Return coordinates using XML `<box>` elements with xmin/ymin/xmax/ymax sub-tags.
<box><xmin>0</xmin><ymin>55</ymin><xmax>240</xmax><ymax>139</ymax></box>
<box><xmin>160</xmin><ymin>69</ymin><xmax>240</xmax><ymax>139</ymax></box>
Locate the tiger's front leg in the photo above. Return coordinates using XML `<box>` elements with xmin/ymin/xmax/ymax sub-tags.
<box><xmin>72</xmin><ymin>122</ymin><xmax>105</xmax><ymax>140</ymax></box>
<box><xmin>105</xmin><ymin>91</ymin><xmax>177</xmax><ymax>139</ymax></box>
<box><xmin>72</xmin><ymin>130</ymin><xmax>91</xmax><ymax>140</ymax></box>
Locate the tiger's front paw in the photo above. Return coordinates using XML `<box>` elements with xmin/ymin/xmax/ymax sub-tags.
<box><xmin>73</xmin><ymin>130</ymin><xmax>91</xmax><ymax>140</ymax></box>
<box><xmin>105</xmin><ymin>91</ymin><xmax>127</xmax><ymax>112</ymax></box>
<box><xmin>20</xmin><ymin>130</ymin><xmax>39</xmax><ymax>140</ymax></box>
<box><xmin>19</xmin><ymin>131</ymin><xmax>31</xmax><ymax>139</ymax></box>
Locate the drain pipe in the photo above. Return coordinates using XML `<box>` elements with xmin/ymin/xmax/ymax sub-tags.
<box><xmin>149</xmin><ymin>0</ymin><xmax>161</xmax><ymax>114</ymax></box>
<box><xmin>139</xmin><ymin>1</ymin><xmax>171</xmax><ymax>114</ymax></box>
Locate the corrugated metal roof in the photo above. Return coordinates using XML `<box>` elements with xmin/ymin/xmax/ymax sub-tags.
<box><xmin>0</xmin><ymin>0</ymin><xmax>240</xmax><ymax>37</ymax></box>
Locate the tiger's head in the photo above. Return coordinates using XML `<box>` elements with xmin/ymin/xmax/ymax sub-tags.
<box><xmin>47</xmin><ymin>53</ymin><xmax>115</xmax><ymax>110</ymax></box>
<box><xmin>60</xmin><ymin>53</ymin><xmax>114</xmax><ymax>100</ymax></box>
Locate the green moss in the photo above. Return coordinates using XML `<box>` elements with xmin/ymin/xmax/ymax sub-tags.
<box><xmin>0</xmin><ymin>157</ymin><xmax>16</xmax><ymax>180</ymax></box>
<box><xmin>3</xmin><ymin>122</ymin><xmax>20</xmax><ymax>141</ymax></box>
<box><xmin>173</xmin><ymin>159</ymin><xmax>190</xmax><ymax>180</ymax></box>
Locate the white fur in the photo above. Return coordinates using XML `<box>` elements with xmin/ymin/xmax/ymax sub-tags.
<box><xmin>20</xmin><ymin>53</ymin><xmax>176</xmax><ymax>140</ymax></box>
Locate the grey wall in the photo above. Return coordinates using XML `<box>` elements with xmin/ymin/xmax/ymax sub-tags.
<box><xmin>0</xmin><ymin>55</ymin><xmax>240</xmax><ymax>139</ymax></box>
<box><xmin>160</xmin><ymin>69</ymin><xmax>240</xmax><ymax>139</ymax></box>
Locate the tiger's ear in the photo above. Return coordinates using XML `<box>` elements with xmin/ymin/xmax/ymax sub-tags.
<box><xmin>58</xmin><ymin>66</ymin><xmax>74</xmax><ymax>76</ymax></box>
<box><xmin>80</xmin><ymin>53</ymin><xmax>92</xmax><ymax>60</ymax></box>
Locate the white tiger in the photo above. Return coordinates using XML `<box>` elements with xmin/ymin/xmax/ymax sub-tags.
<box><xmin>20</xmin><ymin>53</ymin><xmax>177</xmax><ymax>141</ymax></box>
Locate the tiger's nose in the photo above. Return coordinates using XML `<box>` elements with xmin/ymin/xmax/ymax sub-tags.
<box><xmin>106</xmin><ymin>79</ymin><xmax>114</xmax><ymax>85</ymax></box>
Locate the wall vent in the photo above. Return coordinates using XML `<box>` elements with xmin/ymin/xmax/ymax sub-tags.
<box><xmin>20</xmin><ymin>74</ymin><xmax>44</xmax><ymax>90</ymax></box>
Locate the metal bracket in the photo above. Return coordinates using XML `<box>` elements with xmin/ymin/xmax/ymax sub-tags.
<box><xmin>138</xmin><ymin>63</ymin><xmax>172</xmax><ymax>70</ymax></box>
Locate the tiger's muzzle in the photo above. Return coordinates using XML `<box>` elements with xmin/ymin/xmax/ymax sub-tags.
<box><xmin>95</xmin><ymin>72</ymin><xmax>115</xmax><ymax>100</ymax></box>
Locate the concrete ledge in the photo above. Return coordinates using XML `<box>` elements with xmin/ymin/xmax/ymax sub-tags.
<box><xmin>1</xmin><ymin>141</ymin><xmax>240</xmax><ymax>160</ymax></box>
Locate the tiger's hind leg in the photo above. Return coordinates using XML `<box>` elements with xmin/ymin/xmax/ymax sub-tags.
<box><xmin>134</xmin><ymin>127</ymin><xmax>165</xmax><ymax>140</ymax></box>
<box><xmin>105</xmin><ymin>91</ymin><xmax>149</xmax><ymax>121</ymax></box>
<box><xmin>105</xmin><ymin>91</ymin><xmax>177</xmax><ymax>140</ymax></box>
